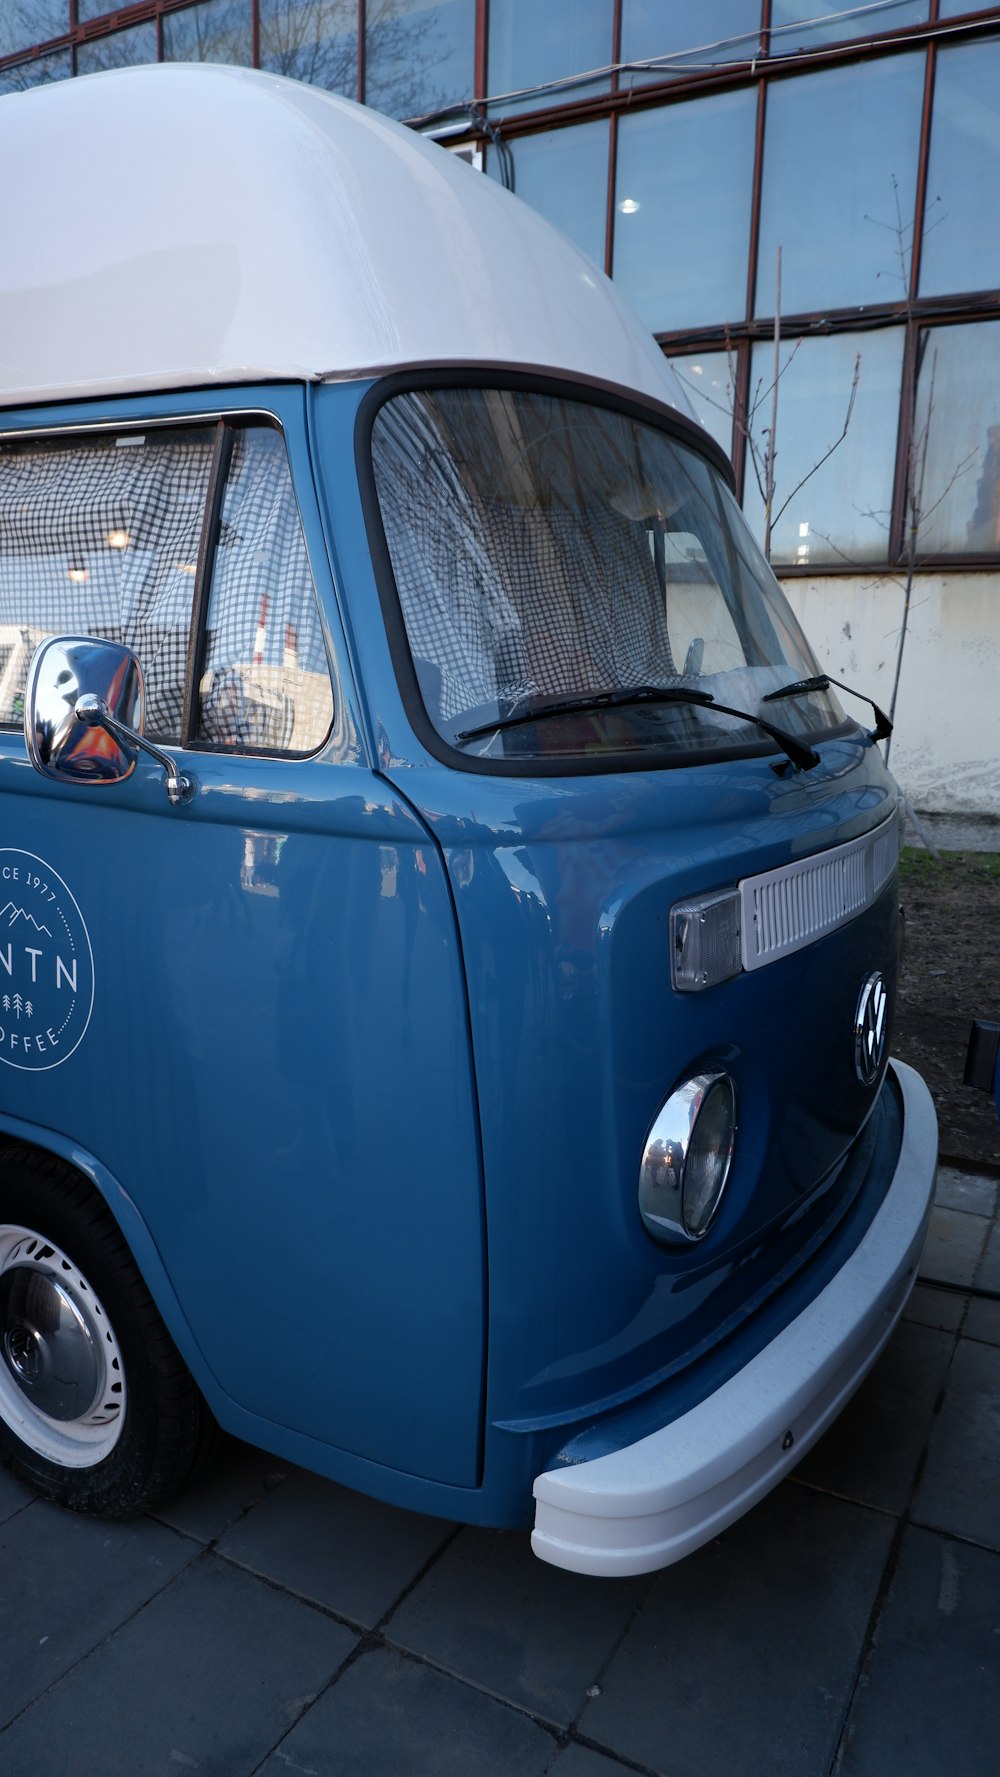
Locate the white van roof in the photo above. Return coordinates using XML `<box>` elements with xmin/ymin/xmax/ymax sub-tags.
<box><xmin>0</xmin><ymin>63</ymin><xmax>692</xmax><ymax>418</ymax></box>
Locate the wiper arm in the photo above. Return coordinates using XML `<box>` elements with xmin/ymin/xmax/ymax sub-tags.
<box><xmin>762</xmin><ymin>673</ymin><xmax>892</xmax><ymax>743</ymax></box>
<box><xmin>456</xmin><ymin>684</ymin><xmax>820</xmax><ymax>771</ymax></box>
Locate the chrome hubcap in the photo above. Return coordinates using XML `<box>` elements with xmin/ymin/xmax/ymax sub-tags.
<box><xmin>0</xmin><ymin>1265</ymin><xmax>103</xmax><ymax>1421</ymax></box>
<box><xmin>0</xmin><ymin>1225</ymin><xmax>125</xmax><ymax>1467</ymax></box>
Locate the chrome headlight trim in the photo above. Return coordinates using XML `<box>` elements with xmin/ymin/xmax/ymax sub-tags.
<box><xmin>638</xmin><ymin>1071</ymin><xmax>738</xmax><ymax>1245</ymax></box>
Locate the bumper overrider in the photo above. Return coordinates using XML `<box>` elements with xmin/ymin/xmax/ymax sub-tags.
<box><xmin>532</xmin><ymin>1059</ymin><xmax>937</xmax><ymax>1577</ymax></box>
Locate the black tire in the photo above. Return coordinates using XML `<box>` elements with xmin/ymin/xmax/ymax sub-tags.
<box><xmin>0</xmin><ymin>1144</ymin><xmax>217</xmax><ymax>1516</ymax></box>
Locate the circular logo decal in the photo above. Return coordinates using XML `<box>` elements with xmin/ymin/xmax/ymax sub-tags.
<box><xmin>854</xmin><ymin>971</ymin><xmax>888</xmax><ymax>1087</ymax></box>
<box><xmin>0</xmin><ymin>850</ymin><xmax>94</xmax><ymax>1071</ymax></box>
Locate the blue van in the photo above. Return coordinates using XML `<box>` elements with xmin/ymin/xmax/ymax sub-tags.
<box><xmin>0</xmin><ymin>64</ymin><xmax>936</xmax><ymax>1576</ymax></box>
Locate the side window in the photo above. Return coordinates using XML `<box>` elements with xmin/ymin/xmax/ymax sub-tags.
<box><xmin>196</xmin><ymin>428</ymin><xmax>333</xmax><ymax>755</ymax></box>
<box><xmin>0</xmin><ymin>419</ymin><xmax>333</xmax><ymax>758</ymax></box>
<box><xmin>0</xmin><ymin>427</ymin><xmax>216</xmax><ymax>738</ymax></box>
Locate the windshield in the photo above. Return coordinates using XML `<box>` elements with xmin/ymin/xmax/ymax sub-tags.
<box><xmin>370</xmin><ymin>386</ymin><xmax>845</xmax><ymax>766</ymax></box>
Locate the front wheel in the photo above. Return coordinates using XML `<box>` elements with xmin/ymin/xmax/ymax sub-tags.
<box><xmin>0</xmin><ymin>1148</ymin><xmax>215</xmax><ymax>1515</ymax></box>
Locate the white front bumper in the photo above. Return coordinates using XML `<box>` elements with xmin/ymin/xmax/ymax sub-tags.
<box><xmin>532</xmin><ymin>1059</ymin><xmax>936</xmax><ymax>1578</ymax></box>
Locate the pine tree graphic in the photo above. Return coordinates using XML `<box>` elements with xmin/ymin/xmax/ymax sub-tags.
<box><xmin>1</xmin><ymin>995</ymin><xmax>8</xmax><ymax>1013</ymax></box>
<box><xmin>24</xmin><ymin>1001</ymin><xmax>33</xmax><ymax>1020</ymax></box>
<box><xmin>12</xmin><ymin>993</ymin><xmax>23</xmax><ymax>1018</ymax></box>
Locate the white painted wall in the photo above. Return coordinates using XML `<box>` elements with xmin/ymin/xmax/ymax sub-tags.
<box><xmin>782</xmin><ymin>572</ymin><xmax>1000</xmax><ymax>817</ymax></box>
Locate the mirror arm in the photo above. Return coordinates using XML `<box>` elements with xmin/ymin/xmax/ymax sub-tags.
<box><xmin>75</xmin><ymin>695</ymin><xmax>195</xmax><ymax>807</ymax></box>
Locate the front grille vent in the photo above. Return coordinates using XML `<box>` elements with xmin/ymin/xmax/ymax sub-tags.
<box><xmin>740</xmin><ymin>810</ymin><xmax>899</xmax><ymax>971</ymax></box>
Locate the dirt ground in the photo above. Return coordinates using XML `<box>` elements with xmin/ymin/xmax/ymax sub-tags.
<box><xmin>894</xmin><ymin>849</ymin><xmax>1000</xmax><ymax>1172</ymax></box>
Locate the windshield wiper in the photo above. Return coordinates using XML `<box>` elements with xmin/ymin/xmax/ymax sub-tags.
<box><xmin>762</xmin><ymin>673</ymin><xmax>892</xmax><ymax>742</ymax></box>
<box><xmin>455</xmin><ymin>684</ymin><xmax>820</xmax><ymax>771</ymax></box>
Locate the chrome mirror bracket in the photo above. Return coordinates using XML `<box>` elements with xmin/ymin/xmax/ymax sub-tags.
<box><xmin>75</xmin><ymin>695</ymin><xmax>195</xmax><ymax>807</ymax></box>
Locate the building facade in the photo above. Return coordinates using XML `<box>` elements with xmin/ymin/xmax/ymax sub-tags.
<box><xmin>2</xmin><ymin>1</ymin><xmax>999</xmax><ymax>815</ymax></box>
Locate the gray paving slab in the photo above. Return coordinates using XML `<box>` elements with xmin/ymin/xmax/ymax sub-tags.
<box><xmin>838</xmin><ymin>1527</ymin><xmax>1000</xmax><ymax>1777</ymax></box>
<box><xmin>913</xmin><ymin>1336</ymin><xmax>1000</xmax><ymax>1550</ymax></box>
<box><xmin>0</xmin><ymin>1553</ymin><xmax>356</xmax><ymax>1777</ymax></box>
<box><xmin>0</xmin><ymin>1463</ymin><xmax>33</xmax><ymax>1525</ymax></box>
<box><xmin>919</xmin><ymin>1205</ymin><xmax>990</xmax><ymax>1288</ymax></box>
<box><xmin>0</xmin><ymin>1500</ymin><xmax>196</xmax><ymax>1730</ymax></box>
<box><xmin>792</xmin><ymin>1319</ymin><xmax>953</xmax><ymax>1513</ymax></box>
<box><xmin>216</xmin><ymin>1469</ymin><xmax>455</xmax><ymax>1628</ymax></box>
<box><xmin>256</xmin><ymin>1645</ymin><xmax>555</xmax><ymax>1777</ymax></box>
<box><xmin>149</xmin><ymin>1436</ymin><xmax>292</xmax><ymax>1543</ymax></box>
<box><xmin>963</xmin><ymin>1295</ymin><xmax>1000</xmax><ymax>1346</ymax></box>
<box><xmin>902</xmin><ymin>1281</ymin><xmax>967</xmax><ymax>1332</ymax></box>
<box><xmin>974</xmin><ymin>1219</ymin><xmax>1000</xmax><ymax>1291</ymax></box>
<box><xmin>385</xmin><ymin>1524</ymin><xmax>649</xmax><ymax>1728</ymax></box>
<box><xmin>933</xmin><ymin>1166</ymin><xmax>998</xmax><ymax>1218</ymax></box>
<box><xmin>580</xmin><ymin>1484</ymin><xmax>894</xmax><ymax>1777</ymax></box>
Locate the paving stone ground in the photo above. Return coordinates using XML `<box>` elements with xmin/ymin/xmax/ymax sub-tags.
<box><xmin>1</xmin><ymin>1162</ymin><xmax>998</xmax><ymax>1777</ymax></box>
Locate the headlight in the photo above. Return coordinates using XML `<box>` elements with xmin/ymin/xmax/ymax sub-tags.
<box><xmin>638</xmin><ymin>1072</ymin><xmax>738</xmax><ymax>1244</ymax></box>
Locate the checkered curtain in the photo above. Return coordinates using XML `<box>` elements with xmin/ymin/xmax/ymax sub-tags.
<box><xmin>0</xmin><ymin>424</ymin><xmax>332</xmax><ymax>753</ymax></box>
<box><xmin>371</xmin><ymin>388</ymin><xmax>679</xmax><ymax>729</ymax></box>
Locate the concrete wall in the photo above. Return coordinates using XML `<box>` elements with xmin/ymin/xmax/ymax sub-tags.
<box><xmin>782</xmin><ymin>572</ymin><xmax>1000</xmax><ymax>819</ymax></box>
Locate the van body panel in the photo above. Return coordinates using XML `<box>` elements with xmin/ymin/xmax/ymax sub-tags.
<box><xmin>0</xmin><ymin>388</ymin><xmax>487</xmax><ymax>1490</ymax></box>
<box><xmin>365</xmin><ymin>751</ymin><xmax>901</xmax><ymax>1431</ymax></box>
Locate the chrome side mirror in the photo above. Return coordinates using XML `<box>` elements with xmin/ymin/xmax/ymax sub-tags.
<box><xmin>24</xmin><ymin>636</ymin><xmax>195</xmax><ymax>807</ymax></box>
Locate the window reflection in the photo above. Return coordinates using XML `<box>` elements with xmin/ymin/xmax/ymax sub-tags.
<box><xmin>487</xmin><ymin>120</ymin><xmax>610</xmax><ymax>269</ymax></box>
<box><xmin>198</xmin><ymin>429</ymin><xmax>333</xmax><ymax>755</ymax></box>
<box><xmin>365</xmin><ymin>0</ymin><xmax>474</xmax><ymax>121</ymax></box>
<box><xmin>614</xmin><ymin>88</ymin><xmax>756</xmax><ymax>333</ymax></box>
<box><xmin>76</xmin><ymin>22</ymin><xmax>158</xmax><ymax>74</ymax></box>
<box><xmin>620</xmin><ymin>0</ymin><xmax>761</xmax><ymax>89</ymax></box>
<box><xmin>487</xmin><ymin>0</ymin><xmax>612</xmax><ymax>116</ymax></box>
<box><xmin>0</xmin><ymin>49</ymin><xmax>71</xmax><ymax>93</ymax></box>
<box><xmin>911</xmin><ymin>323</ymin><xmax>1000</xmax><ymax>554</ymax></box>
<box><xmin>757</xmin><ymin>55</ymin><xmax>924</xmax><ymax>315</ymax></box>
<box><xmin>163</xmin><ymin>0</ymin><xmax>254</xmax><ymax>66</ymax></box>
<box><xmin>669</xmin><ymin>353</ymin><xmax>736</xmax><ymax>462</ymax></box>
<box><xmin>742</xmin><ymin>330</ymin><xmax>904</xmax><ymax>565</ymax></box>
<box><xmin>259</xmin><ymin>0</ymin><xmax>358</xmax><ymax>97</ymax></box>
<box><xmin>768</xmin><ymin>0</ymin><xmax>927</xmax><ymax>55</ymax></box>
<box><xmin>920</xmin><ymin>40</ymin><xmax>1000</xmax><ymax>298</ymax></box>
<box><xmin>0</xmin><ymin>3</ymin><xmax>66</xmax><ymax>60</ymax></box>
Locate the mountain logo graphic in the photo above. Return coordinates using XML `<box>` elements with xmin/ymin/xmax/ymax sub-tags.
<box><xmin>0</xmin><ymin>851</ymin><xmax>94</xmax><ymax>1072</ymax></box>
<box><xmin>0</xmin><ymin>902</ymin><xmax>53</xmax><ymax>938</ymax></box>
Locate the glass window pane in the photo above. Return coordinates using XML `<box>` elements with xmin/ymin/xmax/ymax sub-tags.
<box><xmin>76</xmin><ymin>2</ymin><xmax>117</xmax><ymax>19</ymax></box>
<box><xmin>365</xmin><ymin>0</ymin><xmax>474</xmax><ymax>121</ymax></box>
<box><xmin>0</xmin><ymin>48</ymin><xmax>71</xmax><ymax>94</ymax></box>
<box><xmin>0</xmin><ymin>4</ymin><xmax>67</xmax><ymax>59</ymax></box>
<box><xmin>912</xmin><ymin>322</ymin><xmax>1000</xmax><ymax>554</ymax></box>
<box><xmin>769</xmin><ymin>1</ymin><xmax>927</xmax><ymax>55</ymax></box>
<box><xmin>614</xmin><ymin>88</ymin><xmax>756</xmax><ymax>332</ymax></box>
<box><xmin>488</xmin><ymin>0</ymin><xmax>612</xmax><ymax>117</ymax></box>
<box><xmin>920</xmin><ymin>39</ymin><xmax>1000</xmax><ymax>297</ymax></box>
<box><xmin>76</xmin><ymin>22</ymin><xmax>158</xmax><ymax>76</ymax></box>
<box><xmin>0</xmin><ymin>426</ymin><xmax>216</xmax><ymax>739</ymax></box>
<box><xmin>487</xmin><ymin>120</ymin><xmax>609</xmax><ymax>268</ymax></box>
<box><xmin>742</xmin><ymin>329</ymin><xmax>904</xmax><ymax>564</ymax></box>
<box><xmin>938</xmin><ymin>1</ymin><xmax>995</xmax><ymax>12</ymax></box>
<box><xmin>371</xmin><ymin>385</ymin><xmax>838</xmax><ymax>765</ymax></box>
<box><xmin>669</xmin><ymin>352</ymin><xmax>737</xmax><ymax>461</ymax></box>
<box><xmin>163</xmin><ymin>0</ymin><xmax>253</xmax><ymax>66</ymax></box>
<box><xmin>259</xmin><ymin>0</ymin><xmax>358</xmax><ymax>97</ymax></box>
<box><xmin>757</xmin><ymin>54</ymin><xmax>924</xmax><ymax>315</ymax></box>
<box><xmin>197</xmin><ymin>430</ymin><xmax>333</xmax><ymax>755</ymax></box>
<box><xmin>620</xmin><ymin>1</ymin><xmax>761</xmax><ymax>90</ymax></box>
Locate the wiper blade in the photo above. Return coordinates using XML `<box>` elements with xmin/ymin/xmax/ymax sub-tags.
<box><xmin>762</xmin><ymin>673</ymin><xmax>892</xmax><ymax>743</ymax></box>
<box><xmin>455</xmin><ymin>683</ymin><xmax>820</xmax><ymax>771</ymax></box>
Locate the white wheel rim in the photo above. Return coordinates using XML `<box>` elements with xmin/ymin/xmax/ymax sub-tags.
<box><xmin>0</xmin><ymin>1223</ymin><xmax>126</xmax><ymax>1467</ymax></box>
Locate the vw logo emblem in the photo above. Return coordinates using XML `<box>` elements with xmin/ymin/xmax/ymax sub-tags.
<box><xmin>854</xmin><ymin>972</ymin><xmax>888</xmax><ymax>1086</ymax></box>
